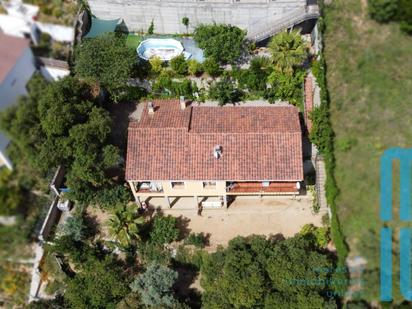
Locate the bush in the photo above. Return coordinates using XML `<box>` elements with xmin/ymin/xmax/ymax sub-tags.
<box><xmin>0</xmin><ymin>170</ymin><xmax>23</xmax><ymax>216</ymax></box>
<box><xmin>233</xmin><ymin>56</ymin><xmax>270</xmax><ymax>94</ymax></box>
<box><xmin>152</xmin><ymin>71</ymin><xmax>197</xmax><ymax>98</ymax></box>
<box><xmin>368</xmin><ymin>0</ymin><xmax>398</xmax><ymax>23</ymax></box>
<box><xmin>194</xmin><ymin>24</ymin><xmax>247</xmax><ymax>64</ymax></box>
<box><xmin>169</xmin><ymin>54</ymin><xmax>188</xmax><ymax>76</ymax></box>
<box><xmin>184</xmin><ymin>232</ymin><xmax>207</xmax><ymax>248</ymax></box>
<box><xmin>187</xmin><ymin>59</ymin><xmax>203</xmax><ymax>76</ymax></box>
<box><xmin>203</xmin><ymin>58</ymin><xmax>221</xmax><ymax>77</ymax></box>
<box><xmin>138</xmin><ymin>242</ymin><xmax>172</xmax><ymax>266</ymax></box>
<box><xmin>208</xmin><ymin>76</ymin><xmax>243</xmax><ymax>105</ymax></box>
<box><xmin>397</xmin><ymin>0</ymin><xmax>412</xmax><ymax>34</ymax></box>
<box><xmin>149</xmin><ymin>56</ymin><xmax>164</xmax><ymax>75</ymax></box>
<box><xmin>148</xmin><ymin>19</ymin><xmax>154</xmax><ymax>34</ymax></box>
<box><xmin>299</xmin><ymin>224</ymin><xmax>330</xmax><ymax>248</ymax></box>
<box><xmin>150</xmin><ymin>215</ymin><xmax>179</xmax><ymax>245</ymax></box>
<box><xmin>59</xmin><ymin>215</ymin><xmax>87</xmax><ymax>241</ymax></box>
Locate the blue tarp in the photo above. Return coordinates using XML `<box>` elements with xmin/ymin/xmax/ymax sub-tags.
<box><xmin>84</xmin><ymin>17</ymin><xmax>121</xmax><ymax>38</ymax></box>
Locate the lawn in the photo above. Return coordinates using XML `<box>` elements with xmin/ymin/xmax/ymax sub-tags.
<box><xmin>126</xmin><ymin>33</ymin><xmax>144</xmax><ymax>49</ymax></box>
<box><xmin>323</xmin><ymin>0</ymin><xmax>412</xmax><ymax>302</ymax></box>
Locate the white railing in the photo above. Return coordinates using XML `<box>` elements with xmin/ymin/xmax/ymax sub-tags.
<box><xmin>247</xmin><ymin>5</ymin><xmax>320</xmax><ymax>41</ymax></box>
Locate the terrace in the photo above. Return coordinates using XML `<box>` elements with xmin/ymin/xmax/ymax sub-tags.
<box><xmin>226</xmin><ymin>182</ymin><xmax>299</xmax><ymax>194</ymax></box>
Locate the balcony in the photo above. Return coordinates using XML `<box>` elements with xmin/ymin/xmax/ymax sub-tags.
<box><xmin>136</xmin><ymin>182</ymin><xmax>163</xmax><ymax>193</ymax></box>
<box><xmin>226</xmin><ymin>182</ymin><xmax>298</xmax><ymax>194</ymax></box>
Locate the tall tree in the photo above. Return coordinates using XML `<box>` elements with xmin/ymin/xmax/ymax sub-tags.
<box><xmin>201</xmin><ymin>234</ymin><xmax>338</xmax><ymax>309</ymax></box>
<box><xmin>194</xmin><ymin>24</ymin><xmax>247</xmax><ymax>64</ymax></box>
<box><xmin>0</xmin><ymin>75</ymin><xmax>120</xmax><ymax>202</ymax></box>
<box><xmin>108</xmin><ymin>205</ymin><xmax>144</xmax><ymax>247</ymax></box>
<box><xmin>130</xmin><ymin>263</ymin><xmax>178</xmax><ymax>308</ymax></box>
<box><xmin>74</xmin><ymin>33</ymin><xmax>136</xmax><ymax>102</ymax></box>
<box><xmin>64</xmin><ymin>254</ymin><xmax>130</xmax><ymax>308</ymax></box>
<box><xmin>268</xmin><ymin>29</ymin><xmax>307</xmax><ymax>75</ymax></box>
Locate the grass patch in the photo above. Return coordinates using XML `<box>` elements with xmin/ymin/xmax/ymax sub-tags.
<box><xmin>126</xmin><ymin>34</ymin><xmax>144</xmax><ymax>49</ymax></box>
<box><xmin>323</xmin><ymin>0</ymin><xmax>412</xmax><ymax>302</ymax></box>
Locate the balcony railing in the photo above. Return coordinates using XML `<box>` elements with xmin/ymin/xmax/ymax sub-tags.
<box><xmin>226</xmin><ymin>182</ymin><xmax>298</xmax><ymax>193</ymax></box>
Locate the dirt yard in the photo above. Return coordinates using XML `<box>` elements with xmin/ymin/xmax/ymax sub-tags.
<box><xmin>156</xmin><ymin>195</ymin><xmax>326</xmax><ymax>251</ymax></box>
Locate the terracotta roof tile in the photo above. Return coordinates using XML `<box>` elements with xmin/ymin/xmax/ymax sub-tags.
<box><xmin>126</xmin><ymin>100</ymin><xmax>303</xmax><ymax>181</ymax></box>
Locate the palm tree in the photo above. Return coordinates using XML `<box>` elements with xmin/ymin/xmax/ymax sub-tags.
<box><xmin>107</xmin><ymin>205</ymin><xmax>145</xmax><ymax>247</ymax></box>
<box><xmin>268</xmin><ymin>29</ymin><xmax>307</xmax><ymax>75</ymax></box>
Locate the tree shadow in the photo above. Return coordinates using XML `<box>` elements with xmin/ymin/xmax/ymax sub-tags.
<box><xmin>175</xmin><ymin>215</ymin><xmax>192</xmax><ymax>241</ymax></box>
<box><xmin>173</xmin><ymin>265</ymin><xmax>202</xmax><ymax>309</ymax></box>
<box><xmin>268</xmin><ymin>233</ymin><xmax>285</xmax><ymax>243</ymax></box>
<box><xmin>83</xmin><ymin>213</ymin><xmax>100</xmax><ymax>239</ymax></box>
<box><xmin>107</xmin><ymin>101</ymin><xmax>137</xmax><ymax>149</ymax></box>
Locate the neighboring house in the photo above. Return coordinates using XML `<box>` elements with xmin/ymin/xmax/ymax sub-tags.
<box><xmin>125</xmin><ymin>99</ymin><xmax>304</xmax><ymax>209</ymax></box>
<box><xmin>0</xmin><ymin>0</ymin><xmax>74</xmax><ymax>43</ymax></box>
<box><xmin>88</xmin><ymin>0</ymin><xmax>319</xmax><ymax>41</ymax></box>
<box><xmin>0</xmin><ymin>33</ymin><xmax>36</xmax><ymax>169</ymax></box>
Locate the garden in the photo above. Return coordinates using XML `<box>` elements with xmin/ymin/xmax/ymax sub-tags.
<box><xmin>0</xmin><ymin>17</ymin><xmax>342</xmax><ymax>307</ymax></box>
<box><xmin>74</xmin><ymin>23</ymin><xmax>311</xmax><ymax>109</ymax></box>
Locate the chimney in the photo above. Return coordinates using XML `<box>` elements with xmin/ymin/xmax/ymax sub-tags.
<box><xmin>179</xmin><ymin>96</ymin><xmax>186</xmax><ymax>110</ymax></box>
<box><xmin>148</xmin><ymin>101</ymin><xmax>154</xmax><ymax>114</ymax></box>
<box><xmin>214</xmin><ymin>145</ymin><xmax>222</xmax><ymax>159</ymax></box>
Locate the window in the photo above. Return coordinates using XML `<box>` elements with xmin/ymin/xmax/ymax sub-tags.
<box><xmin>203</xmin><ymin>181</ymin><xmax>216</xmax><ymax>189</ymax></box>
<box><xmin>262</xmin><ymin>181</ymin><xmax>270</xmax><ymax>187</ymax></box>
<box><xmin>171</xmin><ymin>181</ymin><xmax>185</xmax><ymax>189</ymax></box>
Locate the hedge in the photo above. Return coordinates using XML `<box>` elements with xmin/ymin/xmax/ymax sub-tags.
<box><xmin>309</xmin><ymin>4</ymin><xmax>349</xmax><ymax>292</ymax></box>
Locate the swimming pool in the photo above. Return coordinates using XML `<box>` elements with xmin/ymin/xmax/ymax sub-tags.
<box><xmin>137</xmin><ymin>38</ymin><xmax>186</xmax><ymax>61</ymax></box>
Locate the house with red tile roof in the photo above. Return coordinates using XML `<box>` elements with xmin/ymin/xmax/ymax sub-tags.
<box><xmin>0</xmin><ymin>33</ymin><xmax>36</xmax><ymax>169</ymax></box>
<box><xmin>126</xmin><ymin>98</ymin><xmax>304</xmax><ymax>209</ymax></box>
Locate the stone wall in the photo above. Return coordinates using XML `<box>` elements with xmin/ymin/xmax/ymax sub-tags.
<box><xmin>88</xmin><ymin>0</ymin><xmax>307</xmax><ymax>34</ymax></box>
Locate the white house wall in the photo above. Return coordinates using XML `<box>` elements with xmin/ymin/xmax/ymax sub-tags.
<box><xmin>0</xmin><ymin>47</ymin><xmax>36</xmax><ymax>169</ymax></box>
<box><xmin>88</xmin><ymin>0</ymin><xmax>307</xmax><ymax>34</ymax></box>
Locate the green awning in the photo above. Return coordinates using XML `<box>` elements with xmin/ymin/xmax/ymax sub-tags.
<box><xmin>84</xmin><ymin>17</ymin><xmax>121</xmax><ymax>38</ymax></box>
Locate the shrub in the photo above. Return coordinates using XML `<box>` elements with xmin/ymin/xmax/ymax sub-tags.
<box><xmin>148</xmin><ymin>19</ymin><xmax>154</xmax><ymax>34</ymax></box>
<box><xmin>152</xmin><ymin>72</ymin><xmax>197</xmax><ymax>98</ymax></box>
<box><xmin>398</xmin><ymin>0</ymin><xmax>412</xmax><ymax>34</ymax></box>
<box><xmin>266</xmin><ymin>69</ymin><xmax>305</xmax><ymax>106</ymax></box>
<box><xmin>194</xmin><ymin>24</ymin><xmax>247</xmax><ymax>64</ymax></box>
<box><xmin>138</xmin><ymin>242</ymin><xmax>172</xmax><ymax>266</ymax></box>
<box><xmin>208</xmin><ymin>76</ymin><xmax>243</xmax><ymax>105</ymax></box>
<box><xmin>368</xmin><ymin>0</ymin><xmax>398</xmax><ymax>23</ymax></box>
<box><xmin>0</xmin><ymin>170</ymin><xmax>23</xmax><ymax>216</ymax></box>
<box><xmin>149</xmin><ymin>56</ymin><xmax>164</xmax><ymax>75</ymax></box>
<box><xmin>299</xmin><ymin>224</ymin><xmax>330</xmax><ymax>248</ymax></box>
<box><xmin>184</xmin><ymin>232</ymin><xmax>207</xmax><ymax>248</ymax></box>
<box><xmin>182</xmin><ymin>17</ymin><xmax>189</xmax><ymax>33</ymax></box>
<box><xmin>187</xmin><ymin>59</ymin><xmax>203</xmax><ymax>76</ymax></box>
<box><xmin>150</xmin><ymin>215</ymin><xmax>179</xmax><ymax>245</ymax></box>
<box><xmin>169</xmin><ymin>54</ymin><xmax>188</xmax><ymax>76</ymax></box>
<box><xmin>203</xmin><ymin>58</ymin><xmax>221</xmax><ymax>77</ymax></box>
<box><xmin>59</xmin><ymin>215</ymin><xmax>87</xmax><ymax>241</ymax></box>
<box><xmin>236</xmin><ymin>56</ymin><xmax>270</xmax><ymax>93</ymax></box>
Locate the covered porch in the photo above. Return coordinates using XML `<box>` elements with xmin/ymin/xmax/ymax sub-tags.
<box><xmin>226</xmin><ymin>182</ymin><xmax>299</xmax><ymax>195</ymax></box>
<box><xmin>137</xmin><ymin>195</ymin><xmax>228</xmax><ymax>210</ymax></box>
